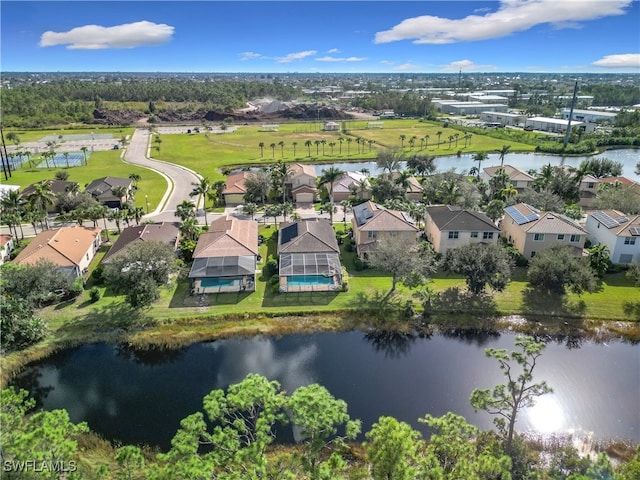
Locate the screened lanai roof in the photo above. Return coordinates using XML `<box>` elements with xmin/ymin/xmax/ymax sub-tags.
<box><xmin>279</xmin><ymin>253</ymin><xmax>341</xmax><ymax>277</ymax></box>
<box><xmin>189</xmin><ymin>255</ymin><xmax>256</xmax><ymax>279</ymax></box>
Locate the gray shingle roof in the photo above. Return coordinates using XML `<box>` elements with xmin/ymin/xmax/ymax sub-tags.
<box><xmin>278</xmin><ymin>219</ymin><xmax>339</xmax><ymax>254</ymax></box>
<box><xmin>426</xmin><ymin>205</ymin><xmax>498</xmax><ymax>232</ymax></box>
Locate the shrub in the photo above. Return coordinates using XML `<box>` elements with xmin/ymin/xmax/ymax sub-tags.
<box><xmin>263</xmin><ymin>257</ymin><xmax>279</xmax><ymax>278</ymax></box>
<box><xmin>353</xmin><ymin>257</ymin><xmax>365</xmax><ymax>271</ymax></box>
<box><xmin>89</xmin><ymin>287</ymin><xmax>101</xmax><ymax>303</ymax></box>
<box><xmin>91</xmin><ymin>264</ymin><xmax>104</xmax><ymax>284</ymax></box>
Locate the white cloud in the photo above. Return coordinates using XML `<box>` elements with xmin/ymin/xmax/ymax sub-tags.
<box><xmin>375</xmin><ymin>0</ymin><xmax>631</xmax><ymax>44</ymax></box>
<box><xmin>394</xmin><ymin>62</ymin><xmax>421</xmax><ymax>71</ymax></box>
<box><xmin>327</xmin><ymin>48</ymin><xmax>340</xmax><ymax>53</ymax></box>
<box><xmin>380</xmin><ymin>60</ymin><xmax>395</xmax><ymax>65</ymax></box>
<box><xmin>316</xmin><ymin>56</ymin><xmax>366</xmax><ymax>62</ymax></box>
<box><xmin>441</xmin><ymin>60</ymin><xmax>496</xmax><ymax>72</ymax></box>
<box><xmin>276</xmin><ymin>50</ymin><xmax>317</xmax><ymax>63</ymax></box>
<box><xmin>240</xmin><ymin>51</ymin><xmax>266</xmax><ymax>61</ymax></box>
<box><xmin>40</xmin><ymin>20</ymin><xmax>174</xmax><ymax>49</ymax></box>
<box><xmin>592</xmin><ymin>53</ymin><xmax>640</xmax><ymax>68</ymax></box>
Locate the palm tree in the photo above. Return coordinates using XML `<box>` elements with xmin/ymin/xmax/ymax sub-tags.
<box><xmin>63</xmin><ymin>152</ymin><xmax>70</xmax><ymax>168</ymax></box>
<box><xmin>329</xmin><ymin>142</ymin><xmax>336</xmax><ymax>155</ymax></box>
<box><xmin>26</xmin><ymin>180</ymin><xmax>55</xmax><ymax>229</ymax></box>
<box><xmin>80</xmin><ymin>146</ymin><xmax>89</xmax><ymax>165</ymax></box>
<box><xmin>242</xmin><ymin>202</ymin><xmax>259</xmax><ymax>220</ymax></box>
<box><xmin>180</xmin><ymin>217</ymin><xmax>201</xmax><ymax>242</ymax></box>
<box><xmin>265</xmin><ymin>204</ymin><xmax>283</xmax><ymax>227</ymax></box>
<box><xmin>270</xmin><ymin>143</ymin><xmax>276</xmax><ymax>160</ymax></box>
<box><xmin>129</xmin><ymin>206</ymin><xmax>145</xmax><ymax>225</ymax></box>
<box><xmin>320</xmin><ymin>166</ymin><xmax>344</xmax><ymax>203</ymax></box>
<box><xmin>346</xmin><ymin>137</ymin><xmax>353</xmax><ymax>155</ymax></box>
<box><xmin>0</xmin><ymin>189</ymin><xmax>25</xmax><ymax>238</ymax></box>
<box><xmin>41</xmin><ymin>151</ymin><xmax>54</xmax><ymax>169</ymax></box>
<box><xmin>314</xmin><ymin>140</ymin><xmax>321</xmax><ymax>156</ymax></box>
<box><xmin>448</xmin><ymin>135</ymin><xmax>454</xmax><ymax>149</ymax></box>
<box><xmin>498</xmin><ymin>145</ymin><xmax>511</xmax><ymax>168</ymax></box>
<box><xmin>281</xmin><ymin>202</ymin><xmax>294</xmax><ymax>222</ymax></box>
<box><xmin>292</xmin><ymin>141</ymin><xmax>298</xmax><ymax>157</ymax></box>
<box><xmin>128</xmin><ymin>173</ymin><xmax>142</xmax><ymax>188</ymax></box>
<box><xmin>499</xmin><ymin>184</ymin><xmax>518</xmax><ymax>202</ymax></box>
<box><xmin>472</xmin><ymin>152</ymin><xmax>488</xmax><ymax>180</ymax></box>
<box><xmin>258</xmin><ymin>142</ymin><xmax>265</xmax><ymax>158</ymax></box>
<box><xmin>454</xmin><ymin>134</ymin><xmax>460</xmax><ymax>148</ymax></box>
<box><xmin>439</xmin><ymin>179</ymin><xmax>462</xmax><ymax>206</ymax></box>
<box><xmin>190</xmin><ymin>177</ymin><xmax>212</xmax><ymax>224</ymax></box>
<box><xmin>436</xmin><ymin>131</ymin><xmax>443</xmax><ymax>148</ymax></box>
<box><xmin>340</xmin><ymin>199</ymin><xmax>352</xmax><ymax>223</ymax></box>
<box><xmin>111</xmin><ymin>185</ymin><xmax>130</xmax><ymax>208</ymax></box>
<box><xmin>323</xmin><ymin>201</ymin><xmax>337</xmax><ymax>224</ymax></box>
<box><xmin>272</xmin><ymin>160</ymin><xmax>294</xmax><ymax>203</ymax></box>
<box><xmin>321</xmin><ymin>139</ymin><xmax>327</xmax><ymax>156</ymax></box>
<box><xmin>534</xmin><ymin>164</ymin><xmax>555</xmax><ymax>191</ymax></box>
<box><xmin>305</xmin><ymin>140</ymin><xmax>312</xmax><ymax>157</ymax></box>
<box><xmin>176</xmin><ymin>200</ymin><xmax>196</xmax><ymax>221</ymax></box>
<box><xmin>367</xmin><ymin>139</ymin><xmax>374</xmax><ymax>152</ymax></box>
<box><xmin>399</xmin><ymin>135</ymin><xmax>406</xmax><ymax>148</ymax></box>
<box><xmin>376</xmin><ymin>149</ymin><xmax>403</xmax><ymax>175</ymax></box>
<box><xmin>338</xmin><ymin>137</ymin><xmax>344</xmax><ymax>155</ymax></box>
<box><xmin>278</xmin><ymin>141</ymin><xmax>285</xmax><ymax>158</ymax></box>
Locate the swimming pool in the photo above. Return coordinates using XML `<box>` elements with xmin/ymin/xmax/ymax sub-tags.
<box><xmin>200</xmin><ymin>277</ymin><xmax>242</xmax><ymax>288</ymax></box>
<box><xmin>286</xmin><ymin>275</ymin><xmax>333</xmax><ymax>287</ymax></box>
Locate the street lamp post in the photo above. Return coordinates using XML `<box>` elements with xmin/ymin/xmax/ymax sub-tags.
<box><xmin>145</xmin><ymin>194</ymin><xmax>149</xmax><ymax>214</ymax></box>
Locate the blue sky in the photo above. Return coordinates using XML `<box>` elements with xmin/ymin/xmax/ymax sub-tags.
<box><xmin>2</xmin><ymin>1</ymin><xmax>639</xmax><ymax>73</ymax></box>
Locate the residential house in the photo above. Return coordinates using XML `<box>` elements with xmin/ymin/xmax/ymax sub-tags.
<box><xmin>388</xmin><ymin>172</ymin><xmax>424</xmax><ymax>201</ymax></box>
<box><xmin>287</xmin><ymin>163</ymin><xmax>317</xmax><ymax>204</ymax></box>
<box><xmin>13</xmin><ymin>226</ymin><xmax>102</xmax><ymax>278</ymax></box>
<box><xmin>189</xmin><ymin>216</ymin><xmax>258</xmax><ymax>293</ymax></box>
<box><xmin>351</xmin><ymin>201</ymin><xmax>418</xmax><ymax>259</ymax></box>
<box><xmin>598</xmin><ymin>176</ymin><xmax>640</xmax><ymax>197</ymax></box>
<box><xmin>556</xmin><ymin>165</ymin><xmax>599</xmax><ymax>208</ymax></box>
<box><xmin>481</xmin><ymin>165</ymin><xmax>534</xmax><ymax>192</ymax></box>
<box><xmin>222</xmin><ymin>171</ymin><xmax>249</xmax><ymax>206</ymax></box>
<box><xmin>102</xmin><ymin>222</ymin><xmax>180</xmax><ymax>263</ymax></box>
<box><xmin>85</xmin><ymin>176</ymin><xmax>133</xmax><ymax>208</ymax></box>
<box><xmin>22</xmin><ymin>180</ymin><xmax>79</xmax><ymax>213</ymax></box>
<box><xmin>326</xmin><ymin>171</ymin><xmax>371</xmax><ymax>202</ymax></box>
<box><xmin>425</xmin><ymin>205</ymin><xmax>500</xmax><ymax>255</ymax></box>
<box><xmin>0</xmin><ymin>234</ymin><xmax>14</xmax><ymax>265</ymax></box>
<box><xmin>501</xmin><ymin>203</ymin><xmax>586</xmax><ymax>258</ymax></box>
<box><xmin>278</xmin><ymin>218</ymin><xmax>342</xmax><ymax>292</ymax></box>
<box><xmin>585</xmin><ymin>210</ymin><xmax>640</xmax><ymax>264</ymax></box>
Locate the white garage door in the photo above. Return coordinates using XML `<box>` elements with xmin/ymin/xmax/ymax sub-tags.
<box><xmin>296</xmin><ymin>192</ymin><xmax>314</xmax><ymax>203</ymax></box>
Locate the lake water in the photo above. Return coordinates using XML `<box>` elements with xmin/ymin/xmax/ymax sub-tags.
<box><xmin>13</xmin><ymin>331</ymin><xmax>640</xmax><ymax>450</ymax></box>
<box><xmin>310</xmin><ymin>148</ymin><xmax>640</xmax><ymax>181</ymax></box>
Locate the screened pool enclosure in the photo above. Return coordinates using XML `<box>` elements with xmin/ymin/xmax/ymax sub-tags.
<box><xmin>278</xmin><ymin>253</ymin><xmax>342</xmax><ymax>292</ymax></box>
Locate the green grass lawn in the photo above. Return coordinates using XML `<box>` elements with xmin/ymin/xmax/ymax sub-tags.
<box><xmin>154</xmin><ymin>119</ymin><xmax>536</xmax><ymax>181</ymax></box>
<box><xmin>6</xmin><ymin>150</ymin><xmax>167</xmax><ymax>211</ymax></box>
<box><xmin>5</xmin><ymin>126</ymin><xmax>135</xmax><ymax>144</ymax></box>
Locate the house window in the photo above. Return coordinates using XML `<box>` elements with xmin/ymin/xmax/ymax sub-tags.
<box><xmin>557</xmin><ymin>234</ymin><xmax>565</xmax><ymax>240</ymax></box>
<box><xmin>570</xmin><ymin>234</ymin><xmax>581</xmax><ymax>243</ymax></box>
<box><xmin>470</xmin><ymin>232</ymin><xmax>478</xmax><ymax>238</ymax></box>
<box><xmin>619</xmin><ymin>254</ymin><xmax>633</xmax><ymax>264</ymax></box>
<box><xmin>448</xmin><ymin>231</ymin><xmax>459</xmax><ymax>239</ymax></box>
<box><xmin>624</xmin><ymin>237</ymin><xmax>636</xmax><ymax>245</ymax></box>
<box><xmin>588</xmin><ymin>182</ymin><xmax>595</xmax><ymax>189</ymax></box>
<box><xmin>531</xmin><ymin>251</ymin><xmax>536</xmax><ymax>258</ymax></box>
<box><xmin>367</xmin><ymin>231</ymin><xmax>377</xmax><ymax>239</ymax></box>
<box><xmin>534</xmin><ymin>233</ymin><xmax>544</xmax><ymax>241</ymax></box>
<box><xmin>482</xmin><ymin>232</ymin><xmax>494</xmax><ymax>240</ymax></box>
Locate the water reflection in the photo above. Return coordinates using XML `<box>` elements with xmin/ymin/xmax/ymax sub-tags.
<box><xmin>11</xmin><ymin>332</ymin><xmax>640</xmax><ymax>449</ymax></box>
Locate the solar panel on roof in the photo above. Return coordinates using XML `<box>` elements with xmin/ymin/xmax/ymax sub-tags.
<box><xmin>280</xmin><ymin>223</ymin><xmax>298</xmax><ymax>244</ymax></box>
<box><xmin>629</xmin><ymin>226</ymin><xmax>640</xmax><ymax>236</ymax></box>
<box><xmin>505</xmin><ymin>205</ymin><xmax>538</xmax><ymax>225</ymax></box>
<box><xmin>592</xmin><ymin>211</ymin><xmax>620</xmax><ymax>229</ymax></box>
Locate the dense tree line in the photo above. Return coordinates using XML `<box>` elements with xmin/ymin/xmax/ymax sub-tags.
<box><xmin>0</xmin><ymin>79</ymin><xmax>299</xmax><ymax>127</ymax></box>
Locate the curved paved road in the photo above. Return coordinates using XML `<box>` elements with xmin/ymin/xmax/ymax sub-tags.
<box><xmin>124</xmin><ymin>128</ymin><xmax>203</xmax><ymax>222</ymax></box>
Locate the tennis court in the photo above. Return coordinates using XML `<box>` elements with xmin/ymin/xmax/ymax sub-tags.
<box><xmin>35</xmin><ymin>152</ymin><xmax>89</xmax><ymax>168</ymax></box>
<box><xmin>39</xmin><ymin>133</ymin><xmax>114</xmax><ymax>142</ymax></box>
<box><xmin>6</xmin><ymin>154</ymin><xmax>30</xmax><ymax>169</ymax></box>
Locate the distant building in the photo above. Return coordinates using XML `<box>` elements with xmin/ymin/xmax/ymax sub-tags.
<box><xmin>323</xmin><ymin>121</ymin><xmax>340</xmax><ymax>131</ymax></box>
<box><xmin>561</xmin><ymin>108</ymin><xmax>617</xmax><ymax>125</ymax></box>
<box><xmin>524</xmin><ymin>117</ymin><xmax>585</xmax><ymax>134</ymax></box>
<box><xmin>482</xmin><ymin>165</ymin><xmax>535</xmax><ymax>192</ymax></box>
<box><xmin>479</xmin><ymin>112</ymin><xmax>527</xmax><ymax>127</ymax></box>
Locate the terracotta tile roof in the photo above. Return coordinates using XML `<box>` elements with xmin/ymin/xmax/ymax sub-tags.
<box><xmin>427</xmin><ymin>205</ymin><xmax>499</xmax><ymax>232</ymax></box>
<box><xmin>483</xmin><ymin>165</ymin><xmax>534</xmax><ymax>183</ymax></box>
<box><xmin>193</xmin><ymin>216</ymin><xmax>258</xmax><ymax>258</ymax></box>
<box><xmin>0</xmin><ymin>234</ymin><xmax>13</xmax><ymax>247</ymax></box>
<box><xmin>222</xmin><ymin>172</ymin><xmax>249</xmax><ymax>195</ymax></box>
<box><xmin>328</xmin><ymin>171</ymin><xmax>370</xmax><ymax>194</ymax></box>
<box><xmin>103</xmin><ymin>222</ymin><xmax>180</xmax><ymax>262</ymax></box>
<box><xmin>278</xmin><ymin>218</ymin><xmax>339</xmax><ymax>254</ymax></box>
<box><xmin>14</xmin><ymin>226</ymin><xmax>101</xmax><ymax>268</ymax></box>
<box><xmin>388</xmin><ymin>173</ymin><xmax>423</xmax><ymax>193</ymax></box>
<box><xmin>290</xmin><ymin>163</ymin><xmax>316</xmax><ymax>178</ymax></box>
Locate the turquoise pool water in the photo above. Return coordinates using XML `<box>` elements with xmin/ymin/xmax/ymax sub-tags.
<box><xmin>286</xmin><ymin>275</ymin><xmax>333</xmax><ymax>287</ymax></box>
<box><xmin>200</xmin><ymin>278</ymin><xmax>241</xmax><ymax>288</ymax></box>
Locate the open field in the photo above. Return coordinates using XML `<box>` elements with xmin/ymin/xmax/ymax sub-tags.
<box><xmin>154</xmin><ymin>119</ymin><xmax>536</xmax><ymax>181</ymax></box>
<box><xmin>4</xmin><ymin>150</ymin><xmax>167</xmax><ymax>210</ymax></box>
